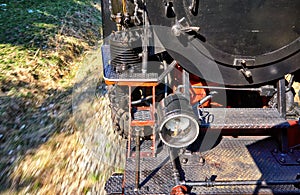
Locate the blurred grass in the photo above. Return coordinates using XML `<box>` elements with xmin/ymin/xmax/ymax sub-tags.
<box><xmin>0</xmin><ymin>0</ymin><xmax>106</xmax><ymax>193</ymax></box>
<box><xmin>0</xmin><ymin>0</ymin><xmax>102</xmax><ymax>97</ymax></box>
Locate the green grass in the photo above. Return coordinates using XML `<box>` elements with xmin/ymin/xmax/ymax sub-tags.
<box><xmin>0</xmin><ymin>0</ymin><xmax>94</xmax><ymax>46</ymax></box>
<box><xmin>0</xmin><ymin>0</ymin><xmax>102</xmax><ymax>191</ymax></box>
<box><xmin>0</xmin><ymin>0</ymin><xmax>102</xmax><ymax>97</ymax></box>
<box><xmin>88</xmin><ymin>172</ymin><xmax>100</xmax><ymax>183</ymax></box>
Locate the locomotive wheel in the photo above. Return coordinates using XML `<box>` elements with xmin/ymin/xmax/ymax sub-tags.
<box><xmin>108</xmin><ymin>85</ymin><xmax>129</xmax><ymax>138</ymax></box>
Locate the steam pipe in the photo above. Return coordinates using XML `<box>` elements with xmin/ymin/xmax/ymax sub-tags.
<box><xmin>182</xmin><ymin>179</ymin><xmax>300</xmax><ymax>187</ymax></box>
<box><xmin>141</xmin><ymin>0</ymin><xmax>148</xmax><ymax>73</ymax></box>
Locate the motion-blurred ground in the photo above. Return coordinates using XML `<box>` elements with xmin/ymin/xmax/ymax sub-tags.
<box><xmin>0</xmin><ymin>0</ymin><xmax>125</xmax><ymax>194</ymax></box>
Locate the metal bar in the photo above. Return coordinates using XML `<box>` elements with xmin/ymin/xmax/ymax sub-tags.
<box><xmin>277</xmin><ymin>78</ymin><xmax>288</xmax><ymax>153</ymax></box>
<box><xmin>158</xmin><ymin>60</ymin><xmax>177</xmax><ymax>82</ymax></box>
<box><xmin>141</xmin><ymin>0</ymin><xmax>148</xmax><ymax>73</ymax></box>
<box><xmin>134</xmin><ymin>127</ymin><xmax>141</xmax><ymax>191</ymax></box>
<box><xmin>152</xmin><ymin>86</ymin><xmax>156</xmax><ymax>157</ymax></box>
<box><xmin>287</xmin><ymin>74</ymin><xmax>295</xmax><ymax>92</ymax></box>
<box><xmin>190</xmin><ymin>85</ymin><xmax>262</xmax><ymax>91</ymax></box>
<box><xmin>183</xmin><ymin>179</ymin><xmax>300</xmax><ymax>187</ymax></box>
<box><xmin>279</xmin><ymin>127</ymin><xmax>289</xmax><ymax>153</ymax></box>
<box><xmin>277</xmin><ymin>78</ymin><xmax>286</xmax><ymax>119</ymax></box>
<box><xmin>183</xmin><ymin>69</ymin><xmax>190</xmax><ymax>102</ymax></box>
<box><xmin>131</xmin><ymin>90</ymin><xmax>165</xmax><ymax>105</ymax></box>
<box><xmin>198</xmin><ymin>93</ymin><xmax>215</xmax><ymax>106</ymax></box>
<box><xmin>163</xmin><ymin>60</ymin><xmax>168</xmax><ymax>98</ymax></box>
<box><xmin>127</xmin><ymin>86</ymin><xmax>132</xmax><ymax>158</ymax></box>
<box><xmin>168</xmin><ymin>147</ymin><xmax>181</xmax><ymax>186</ymax></box>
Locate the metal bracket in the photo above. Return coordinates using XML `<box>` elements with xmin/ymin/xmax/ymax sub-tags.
<box><xmin>233</xmin><ymin>58</ymin><xmax>256</xmax><ymax>67</ymax></box>
<box><xmin>272</xmin><ymin>149</ymin><xmax>300</xmax><ymax>165</ymax></box>
<box><xmin>171</xmin><ymin>17</ymin><xmax>200</xmax><ymax>37</ymax></box>
<box><xmin>189</xmin><ymin>0</ymin><xmax>200</xmax><ymax>15</ymax></box>
<box><xmin>189</xmin><ymin>0</ymin><xmax>197</xmax><ymax>12</ymax></box>
<box><xmin>259</xmin><ymin>85</ymin><xmax>276</xmax><ymax>96</ymax></box>
<box><xmin>164</xmin><ymin>1</ymin><xmax>176</xmax><ymax>18</ymax></box>
<box><xmin>158</xmin><ymin>60</ymin><xmax>177</xmax><ymax>82</ymax></box>
<box><xmin>233</xmin><ymin>58</ymin><xmax>255</xmax><ymax>78</ymax></box>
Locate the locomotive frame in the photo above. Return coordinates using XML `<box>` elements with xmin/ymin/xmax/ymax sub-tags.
<box><xmin>101</xmin><ymin>0</ymin><xmax>300</xmax><ymax>194</ymax></box>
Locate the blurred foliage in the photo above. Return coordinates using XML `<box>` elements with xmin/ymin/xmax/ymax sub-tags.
<box><xmin>0</xmin><ymin>0</ymin><xmax>104</xmax><ymax>193</ymax></box>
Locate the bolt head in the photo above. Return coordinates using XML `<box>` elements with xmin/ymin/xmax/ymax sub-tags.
<box><xmin>279</xmin><ymin>157</ymin><xmax>286</xmax><ymax>163</ymax></box>
<box><xmin>199</xmin><ymin>157</ymin><xmax>205</xmax><ymax>165</ymax></box>
<box><xmin>182</xmin><ymin>158</ymin><xmax>188</xmax><ymax>164</ymax></box>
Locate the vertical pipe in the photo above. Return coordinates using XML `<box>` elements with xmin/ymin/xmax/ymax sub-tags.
<box><xmin>134</xmin><ymin>127</ymin><xmax>141</xmax><ymax>191</ymax></box>
<box><xmin>183</xmin><ymin>69</ymin><xmax>190</xmax><ymax>103</ymax></box>
<box><xmin>141</xmin><ymin>0</ymin><xmax>148</xmax><ymax>73</ymax></box>
<box><xmin>277</xmin><ymin>78</ymin><xmax>288</xmax><ymax>153</ymax></box>
<box><xmin>168</xmin><ymin>147</ymin><xmax>181</xmax><ymax>186</ymax></box>
<box><xmin>127</xmin><ymin>86</ymin><xmax>132</xmax><ymax>158</ymax></box>
<box><xmin>152</xmin><ymin>85</ymin><xmax>156</xmax><ymax>157</ymax></box>
<box><xmin>163</xmin><ymin>60</ymin><xmax>168</xmax><ymax>98</ymax></box>
<box><xmin>278</xmin><ymin>78</ymin><xmax>286</xmax><ymax>119</ymax></box>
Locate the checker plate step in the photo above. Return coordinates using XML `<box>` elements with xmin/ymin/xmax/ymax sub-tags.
<box><xmin>106</xmin><ymin>71</ymin><xmax>158</xmax><ymax>82</ymax></box>
<box><xmin>133</xmin><ymin>110</ymin><xmax>152</xmax><ymax>121</ymax></box>
<box><xmin>106</xmin><ymin>137</ymin><xmax>300</xmax><ymax>195</ymax></box>
<box><xmin>200</xmin><ymin>108</ymin><xmax>289</xmax><ymax>129</ymax></box>
<box><xmin>104</xmin><ymin>173</ymin><xmax>123</xmax><ymax>195</ymax></box>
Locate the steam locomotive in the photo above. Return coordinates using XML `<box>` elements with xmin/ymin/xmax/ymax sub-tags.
<box><xmin>101</xmin><ymin>0</ymin><xmax>300</xmax><ymax>194</ymax></box>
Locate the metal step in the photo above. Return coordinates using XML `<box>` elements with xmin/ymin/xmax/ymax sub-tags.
<box><xmin>200</xmin><ymin>108</ymin><xmax>290</xmax><ymax>129</ymax></box>
<box><xmin>104</xmin><ymin>173</ymin><xmax>123</xmax><ymax>195</ymax></box>
<box><xmin>106</xmin><ymin>71</ymin><xmax>158</xmax><ymax>82</ymax></box>
<box><xmin>131</xmin><ymin>109</ymin><xmax>154</xmax><ymax>126</ymax></box>
<box><xmin>113</xmin><ymin>137</ymin><xmax>300</xmax><ymax>195</ymax></box>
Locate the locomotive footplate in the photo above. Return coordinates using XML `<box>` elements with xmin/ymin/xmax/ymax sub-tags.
<box><xmin>199</xmin><ymin>108</ymin><xmax>290</xmax><ymax>129</ymax></box>
<box><xmin>105</xmin><ymin>137</ymin><xmax>300</xmax><ymax>194</ymax></box>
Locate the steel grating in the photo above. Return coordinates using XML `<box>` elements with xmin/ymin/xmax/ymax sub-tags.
<box><xmin>133</xmin><ymin>110</ymin><xmax>152</xmax><ymax>121</ymax></box>
<box><xmin>200</xmin><ymin>108</ymin><xmax>290</xmax><ymax>129</ymax></box>
<box><xmin>106</xmin><ymin>71</ymin><xmax>158</xmax><ymax>82</ymax></box>
<box><xmin>104</xmin><ymin>173</ymin><xmax>123</xmax><ymax>194</ymax></box>
<box><xmin>129</xmin><ymin>139</ymin><xmax>153</xmax><ymax>153</ymax></box>
<box><xmin>110</xmin><ymin>137</ymin><xmax>300</xmax><ymax>195</ymax></box>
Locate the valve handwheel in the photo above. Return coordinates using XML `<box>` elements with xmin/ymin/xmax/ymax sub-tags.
<box><xmin>171</xmin><ymin>185</ymin><xmax>188</xmax><ymax>195</ymax></box>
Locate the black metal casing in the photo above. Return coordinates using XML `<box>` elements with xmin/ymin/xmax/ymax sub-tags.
<box><xmin>102</xmin><ymin>0</ymin><xmax>300</xmax><ymax>86</ymax></box>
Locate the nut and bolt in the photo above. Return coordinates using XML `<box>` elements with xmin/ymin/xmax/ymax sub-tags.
<box><xmin>279</xmin><ymin>157</ymin><xmax>286</xmax><ymax>163</ymax></box>
<box><xmin>199</xmin><ymin>157</ymin><xmax>205</xmax><ymax>165</ymax></box>
<box><xmin>182</xmin><ymin>158</ymin><xmax>188</xmax><ymax>164</ymax></box>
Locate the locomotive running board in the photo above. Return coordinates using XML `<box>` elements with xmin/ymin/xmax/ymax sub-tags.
<box><xmin>105</xmin><ymin>136</ymin><xmax>300</xmax><ymax>195</ymax></box>
<box><xmin>198</xmin><ymin>108</ymin><xmax>290</xmax><ymax>129</ymax></box>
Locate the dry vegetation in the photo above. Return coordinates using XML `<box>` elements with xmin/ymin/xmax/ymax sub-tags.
<box><xmin>0</xmin><ymin>0</ymin><xmax>125</xmax><ymax>194</ymax></box>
